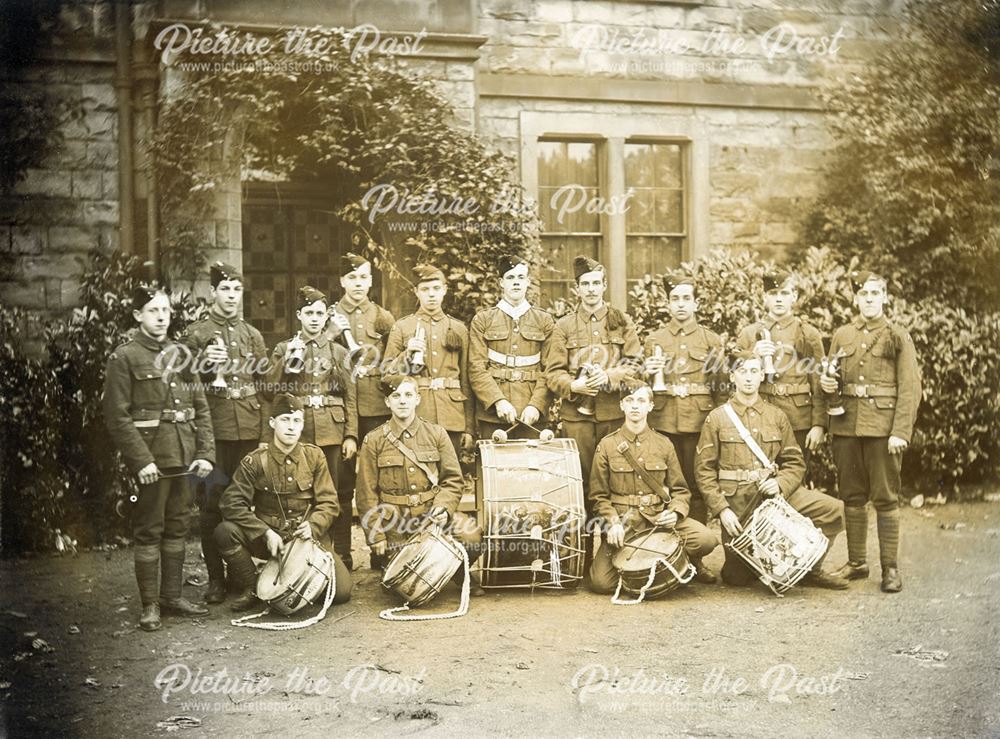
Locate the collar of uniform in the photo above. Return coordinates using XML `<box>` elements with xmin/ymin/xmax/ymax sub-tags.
<box><xmin>863</xmin><ymin>315</ymin><xmax>887</xmax><ymax>331</ymax></box>
<box><xmin>135</xmin><ymin>328</ymin><xmax>168</xmax><ymax>352</ymax></box>
<box><xmin>338</xmin><ymin>295</ymin><xmax>371</xmax><ymax>314</ymax></box>
<box><xmin>497</xmin><ymin>299</ymin><xmax>531</xmax><ymax>321</ymax></box>
<box><xmin>299</xmin><ymin>331</ymin><xmax>329</xmax><ymax>348</ymax></box>
<box><xmin>388</xmin><ymin>415</ymin><xmax>421</xmax><ymax>439</ymax></box>
<box><xmin>267</xmin><ymin>442</ymin><xmax>302</xmax><ymax>469</ymax></box>
<box><xmin>416</xmin><ymin>308</ymin><xmax>445</xmax><ymax>323</ymax></box>
<box><xmin>767</xmin><ymin>314</ymin><xmax>795</xmax><ymax>331</ymax></box>
<box><xmin>729</xmin><ymin>396</ymin><xmax>766</xmax><ymax>416</ymax></box>
<box><xmin>579</xmin><ymin>303</ymin><xmax>607</xmax><ymax>321</ymax></box>
<box><xmin>668</xmin><ymin>319</ymin><xmax>697</xmax><ymax>336</ymax></box>
<box><xmin>619</xmin><ymin>425</ymin><xmax>653</xmax><ymax>446</ymax></box>
<box><xmin>208</xmin><ymin>306</ymin><xmax>240</xmax><ymax>328</ymax></box>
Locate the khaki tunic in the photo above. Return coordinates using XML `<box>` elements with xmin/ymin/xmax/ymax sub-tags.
<box><xmin>329</xmin><ymin>297</ymin><xmax>394</xmax><ymax>419</ymax></box>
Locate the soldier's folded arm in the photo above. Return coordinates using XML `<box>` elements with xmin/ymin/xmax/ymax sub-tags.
<box><xmin>101</xmin><ymin>352</ymin><xmax>156</xmax><ymax>473</ymax></box>
<box><xmin>308</xmin><ymin>449</ymin><xmax>340</xmax><ymax>540</ymax></box>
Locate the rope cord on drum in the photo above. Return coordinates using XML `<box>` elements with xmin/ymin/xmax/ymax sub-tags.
<box><xmin>378</xmin><ymin>544</ymin><xmax>471</xmax><ymax>621</ymax></box>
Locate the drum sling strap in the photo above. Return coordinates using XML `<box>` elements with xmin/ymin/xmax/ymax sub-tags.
<box><xmin>231</xmin><ymin>448</ymin><xmax>338</xmax><ymax>631</ymax></box>
<box><xmin>721</xmin><ymin>402</ymin><xmax>778</xmax><ymax>526</ymax></box>
<box><xmin>384</xmin><ymin>430</ymin><xmax>440</xmax><ymax>488</ymax></box>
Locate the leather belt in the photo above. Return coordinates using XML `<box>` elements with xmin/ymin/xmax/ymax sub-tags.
<box><xmin>489</xmin><ymin>367</ymin><xmax>539</xmax><ymax>382</ymax></box>
<box><xmin>209</xmin><ymin>384</ymin><xmax>256</xmax><ymax>400</ymax></box>
<box><xmin>303</xmin><ymin>394</ymin><xmax>345</xmax><ymax>408</ymax></box>
<box><xmin>610</xmin><ymin>492</ymin><xmax>662</xmax><ymax>508</ymax></box>
<box><xmin>415</xmin><ymin>377</ymin><xmax>461</xmax><ymax>390</ymax></box>
<box><xmin>843</xmin><ymin>383</ymin><xmax>897</xmax><ymax>398</ymax></box>
<box><xmin>760</xmin><ymin>382</ymin><xmax>809</xmax><ymax>397</ymax></box>
<box><xmin>162</xmin><ymin>408</ymin><xmax>195</xmax><ymax>422</ymax></box>
<box><xmin>487</xmin><ymin>349</ymin><xmax>540</xmax><ymax>368</ymax></box>
<box><xmin>718</xmin><ymin>468</ymin><xmax>772</xmax><ymax>482</ymax></box>
<box><xmin>380</xmin><ymin>489</ymin><xmax>437</xmax><ymax>513</ymax></box>
<box><xmin>654</xmin><ymin>382</ymin><xmax>711</xmax><ymax>398</ymax></box>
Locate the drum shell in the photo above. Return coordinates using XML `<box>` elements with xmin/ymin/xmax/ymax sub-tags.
<box><xmin>381</xmin><ymin>528</ymin><xmax>464</xmax><ymax>607</ymax></box>
<box><xmin>477</xmin><ymin>437</ymin><xmax>585</xmax><ymax>588</ymax></box>
<box><xmin>256</xmin><ymin>538</ymin><xmax>335</xmax><ymax>616</ymax></box>
<box><xmin>612</xmin><ymin>529</ymin><xmax>691</xmax><ymax>600</ymax></box>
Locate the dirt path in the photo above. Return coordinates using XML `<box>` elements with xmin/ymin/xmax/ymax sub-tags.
<box><xmin>2</xmin><ymin>502</ymin><xmax>998</xmax><ymax>737</ymax></box>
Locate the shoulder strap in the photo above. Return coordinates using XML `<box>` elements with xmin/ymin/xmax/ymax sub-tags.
<box><xmin>721</xmin><ymin>403</ymin><xmax>774</xmax><ymax>470</ymax></box>
<box><xmin>384</xmin><ymin>429</ymin><xmax>439</xmax><ymax>488</ymax></box>
<box><xmin>614</xmin><ymin>440</ymin><xmax>671</xmax><ymax>503</ymax></box>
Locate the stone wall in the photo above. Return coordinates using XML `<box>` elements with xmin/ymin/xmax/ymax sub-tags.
<box><xmin>0</xmin><ymin>3</ymin><xmax>119</xmax><ymax>313</ymax></box>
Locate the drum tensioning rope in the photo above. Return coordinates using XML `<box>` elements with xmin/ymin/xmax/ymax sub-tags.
<box><xmin>378</xmin><ymin>544</ymin><xmax>470</xmax><ymax>622</ymax></box>
<box><xmin>230</xmin><ymin>549</ymin><xmax>337</xmax><ymax>631</ymax></box>
<box><xmin>611</xmin><ymin>555</ymin><xmax>696</xmax><ymax>606</ymax></box>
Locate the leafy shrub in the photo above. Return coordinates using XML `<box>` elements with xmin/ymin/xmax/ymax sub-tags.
<box><xmin>0</xmin><ymin>249</ymin><xmax>208</xmax><ymax>552</ymax></box>
<box><xmin>628</xmin><ymin>247</ymin><xmax>1000</xmax><ymax>495</ymax></box>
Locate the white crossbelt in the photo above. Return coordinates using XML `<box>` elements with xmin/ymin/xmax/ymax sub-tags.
<box><xmin>722</xmin><ymin>402</ymin><xmax>774</xmax><ymax>469</ymax></box>
<box><xmin>487</xmin><ymin>349</ymin><xmax>540</xmax><ymax>368</ymax></box>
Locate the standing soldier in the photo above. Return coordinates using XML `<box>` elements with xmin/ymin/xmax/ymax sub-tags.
<box><xmin>642</xmin><ymin>276</ymin><xmax>727</xmax><ymax>529</ymax></box>
<box><xmin>265</xmin><ymin>286</ymin><xmax>358</xmax><ymax>569</ymax></box>
<box><xmin>736</xmin><ymin>270</ymin><xmax>826</xmax><ymax>470</ymax></box>
<box><xmin>384</xmin><ymin>264</ymin><xmax>475</xmax><ymax>462</ymax></box>
<box><xmin>545</xmin><ymin>256</ymin><xmax>642</xmax><ymax>574</ymax></box>
<box><xmin>102</xmin><ymin>286</ymin><xmax>215</xmax><ymax>631</ymax></box>
<box><xmin>325</xmin><ymin>252</ymin><xmax>395</xmax><ymax>567</ymax></box>
<box><xmin>355</xmin><ymin>376</ymin><xmax>483</xmax><ymax>593</ymax></box>
<box><xmin>588</xmin><ymin>384</ymin><xmax>719</xmax><ymax>593</ymax></box>
<box><xmin>214</xmin><ymin>394</ymin><xmax>353</xmax><ymax>612</ymax></box>
<box><xmin>180</xmin><ymin>261</ymin><xmax>268</xmax><ymax>604</ymax></box>
<box><xmin>821</xmin><ymin>271</ymin><xmax>921</xmax><ymax>593</ymax></box>
<box><xmin>469</xmin><ymin>255</ymin><xmax>554</xmax><ymax>440</ymax></box>
<box><xmin>696</xmin><ymin>355</ymin><xmax>848</xmax><ymax>589</ymax></box>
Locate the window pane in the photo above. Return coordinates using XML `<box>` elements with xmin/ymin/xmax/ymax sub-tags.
<box><xmin>625</xmin><ymin>236</ymin><xmax>683</xmax><ymax>282</ymax></box>
<box><xmin>624</xmin><ymin>143</ymin><xmax>654</xmax><ymax>188</ymax></box>
<box><xmin>626</xmin><ymin>189</ymin><xmax>655</xmax><ymax>233</ymax></box>
<box><xmin>653</xmin><ymin>189</ymin><xmax>684</xmax><ymax>233</ymax></box>
<box><xmin>654</xmin><ymin>144</ymin><xmax>683</xmax><ymax>188</ymax></box>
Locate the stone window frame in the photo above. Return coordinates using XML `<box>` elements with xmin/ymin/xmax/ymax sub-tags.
<box><xmin>520</xmin><ymin>110</ymin><xmax>709</xmax><ymax>308</ymax></box>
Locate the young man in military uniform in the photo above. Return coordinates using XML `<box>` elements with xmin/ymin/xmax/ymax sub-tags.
<box><xmin>384</xmin><ymin>264</ymin><xmax>475</xmax><ymax>462</ymax></box>
<box><xmin>214</xmin><ymin>394</ymin><xmax>353</xmax><ymax>611</ymax></box>
<box><xmin>735</xmin><ymin>269</ymin><xmax>827</xmax><ymax>470</ymax></box>
<box><xmin>102</xmin><ymin>287</ymin><xmax>215</xmax><ymax>631</ymax></box>
<box><xmin>265</xmin><ymin>286</ymin><xmax>359</xmax><ymax>569</ymax></box>
<box><xmin>545</xmin><ymin>255</ymin><xmax>642</xmax><ymax>574</ymax></box>
<box><xmin>588</xmin><ymin>384</ymin><xmax>719</xmax><ymax>594</ymax></box>
<box><xmin>355</xmin><ymin>376</ymin><xmax>483</xmax><ymax>593</ymax></box>
<box><xmin>180</xmin><ymin>261</ymin><xmax>268</xmax><ymax>603</ymax></box>
<box><xmin>642</xmin><ymin>276</ymin><xmax>727</xmax><ymax>527</ymax></box>
<box><xmin>821</xmin><ymin>271</ymin><xmax>921</xmax><ymax>593</ymax></box>
<box><xmin>469</xmin><ymin>255</ymin><xmax>554</xmax><ymax>441</ymax></box>
<box><xmin>695</xmin><ymin>355</ymin><xmax>848</xmax><ymax>589</ymax></box>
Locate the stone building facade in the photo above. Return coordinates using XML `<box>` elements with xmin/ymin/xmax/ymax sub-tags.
<box><xmin>1</xmin><ymin>0</ymin><xmax>904</xmax><ymax>337</ymax></box>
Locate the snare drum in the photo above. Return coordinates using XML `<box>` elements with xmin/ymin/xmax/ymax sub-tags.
<box><xmin>726</xmin><ymin>496</ymin><xmax>828</xmax><ymax>595</ymax></box>
<box><xmin>611</xmin><ymin>528</ymin><xmax>695</xmax><ymax>602</ymax></box>
<box><xmin>382</xmin><ymin>527</ymin><xmax>465</xmax><ymax>607</ymax></box>
<box><xmin>477</xmin><ymin>437</ymin><xmax>585</xmax><ymax>589</ymax></box>
<box><xmin>256</xmin><ymin>537</ymin><xmax>335</xmax><ymax>616</ymax></box>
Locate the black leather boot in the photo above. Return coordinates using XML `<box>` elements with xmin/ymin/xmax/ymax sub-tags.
<box><xmin>223</xmin><ymin>546</ymin><xmax>261</xmax><ymax>612</ymax></box>
<box><xmin>160</xmin><ymin>543</ymin><xmax>209</xmax><ymax>616</ymax></box>
<box><xmin>135</xmin><ymin>545</ymin><xmax>162</xmax><ymax>632</ymax></box>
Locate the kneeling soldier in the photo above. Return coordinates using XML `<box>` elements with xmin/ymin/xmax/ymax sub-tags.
<box><xmin>102</xmin><ymin>286</ymin><xmax>215</xmax><ymax>631</ymax></box>
<box><xmin>696</xmin><ymin>355</ymin><xmax>848</xmax><ymax>589</ymax></box>
<box><xmin>214</xmin><ymin>394</ymin><xmax>353</xmax><ymax>611</ymax></box>
<box><xmin>588</xmin><ymin>384</ymin><xmax>719</xmax><ymax>594</ymax></box>
<box><xmin>356</xmin><ymin>376</ymin><xmax>484</xmax><ymax>594</ymax></box>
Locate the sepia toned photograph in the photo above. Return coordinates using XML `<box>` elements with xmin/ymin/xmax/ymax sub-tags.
<box><xmin>1</xmin><ymin>0</ymin><xmax>998</xmax><ymax>735</ymax></box>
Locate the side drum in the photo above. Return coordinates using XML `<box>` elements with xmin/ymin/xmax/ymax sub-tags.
<box><xmin>382</xmin><ymin>527</ymin><xmax>465</xmax><ymax>607</ymax></box>
<box><xmin>256</xmin><ymin>537</ymin><xmax>335</xmax><ymax>616</ymax></box>
<box><xmin>611</xmin><ymin>528</ymin><xmax>695</xmax><ymax>602</ymax></box>
<box><xmin>477</xmin><ymin>436</ymin><xmax>585</xmax><ymax>589</ymax></box>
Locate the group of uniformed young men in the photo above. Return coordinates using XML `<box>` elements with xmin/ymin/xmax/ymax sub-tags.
<box><xmin>102</xmin><ymin>251</ymin><xmax>920</xmax><ymax>632</ymax></box>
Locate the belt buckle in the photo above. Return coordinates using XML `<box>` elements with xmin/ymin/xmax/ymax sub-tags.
<box><xmin>854</xmin><ymin>385</ymin><xmax>868</xmax><ymax>398</ymax></box>
<box><xmin>429</xmin><ymin>378</ymin><xmax>445</xmax><ymax>390</ymax></box>
<box><xmin>641</xmin><ymin>493</ymin><xmax>658</xmax><ymax>506</ymax></box>
<box><xmin>674</xmin><ymin>384</ymin><xmax>689</xmax><ymax>398</ymax></box>
<box><xmin>505</xmin><ymin>355</ymin><xmax>516</xmax><ymax>368</ymax></box>
<box><xmin>408</xmin><ymin>494</ymin><xmax>421</xmax><ymax>507</ymax></box>
<box><xmin>230</xmin><ymin>387</ymin><xmax>242</xmax><ymax>399</ymax></box>
<box><xmin>510</xmin><ymin>369</ymin><xmax>522</xmax><ymax>381</ymax></box>
<box><xmin>773</xmin><ymin>384</ymin><xmax>787</xmax><ymax>396</ymax></box>
<box><xmin>308</xmin><ymin>395</ymin><xmax>323</xmax><ymax>408</ymax></box>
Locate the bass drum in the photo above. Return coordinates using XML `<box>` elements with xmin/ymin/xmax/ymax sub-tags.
<box><xmin>611</xmin><ymin>528</ymin><xmax>695</xmax><ymax>601</ymax></box>
<box><xmin>382</xmin><ymin>527</ymin><xmax>465</xmax><ymax>607</ymax></box>
<box><xmin>477</xmin><ymin>436</ymin><xmax>585</xmax><ymax>589</ymax></box>
<box><xmin>256</xmin><ymin>537</ymin><xmax>335</xmax><ymax>616</ymax></box>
